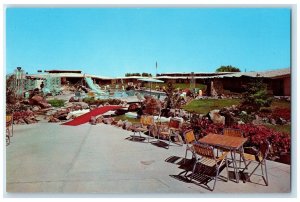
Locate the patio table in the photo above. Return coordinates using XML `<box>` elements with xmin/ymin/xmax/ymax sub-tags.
<box><xmin>198</xmin><ymin>133</ymin><xmax>248</xmax><ymax>183</ymax></box>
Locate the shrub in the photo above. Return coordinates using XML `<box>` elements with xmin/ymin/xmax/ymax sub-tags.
<box><xmin>240</xmin><ymin>77</ymin><xmax>273</xmax><ymax>113</ymax></box>
<box><xmin>48</xmin><ymin>99</ymin><xmax>65</xmax><ymax>107</ymax></box>
<box><xmin>12</xmin><ymin>110</ymin><xmax>35</xmax><ymax>121</ymax></box>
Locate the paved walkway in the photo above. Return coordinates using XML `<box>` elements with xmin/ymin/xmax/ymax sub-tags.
<box><xmin>6</xmin><ymin>123</ymin><xmax>291</xmax><ymax>196</ymax></box>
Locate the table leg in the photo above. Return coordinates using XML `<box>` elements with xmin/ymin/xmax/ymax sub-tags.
<box><xmin>230</xmin><ymin>150</ymin><xmax>239</xmax><ymax>183</ymax></box>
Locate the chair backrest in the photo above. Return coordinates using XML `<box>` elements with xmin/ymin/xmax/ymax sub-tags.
<box><xmin>258</xmin><ymin>140</ymin><xmax>271</xmax><ymax>161</ymax></box>
<box><xmin>6</xmin><ymin>115</ymin><xmax>13</xmax><ymax>126</ymax></box>
<box><xmin>193</xmin><ymin>143</ymin><xmax>215</xmax><ymax>159</ymax></box>
<box><xmin>184</xmin><ymin>130</ymin><xmax>196</xmax><ymax>144</ymax></box>
<box><xmin>223</xmin><ymin>128</ymin><xmax>243</xmax><ymax>137</ymax></box>
<box><xmin>169</xmin><ymin>118</ymin><xmax>181</xmax><ymax>130</ymax></box>
<box><xmin>140</xmin><ymin>115</ymin><xmax>154</xmax><ymax>126</ymax></box>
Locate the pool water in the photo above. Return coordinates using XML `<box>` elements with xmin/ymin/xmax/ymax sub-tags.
<box><xmin>95</xmin><ymin>90</ymin><xmax>166</xmax><ymax>100</ymax></box>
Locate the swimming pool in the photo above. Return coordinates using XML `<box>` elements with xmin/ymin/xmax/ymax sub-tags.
<box><xmin>95</xmin><ymin>89</ymin><xmax>166</xmax><ymax>100</ymax></box>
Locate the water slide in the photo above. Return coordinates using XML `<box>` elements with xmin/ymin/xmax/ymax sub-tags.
<box><xmin>84</xmin><ymin>77</ymin><xmax>108</xmax><ymax>95</ymax></box>
<box><xmin>62</xmin><ymin>105</ymin><xmax>123</xmax><ymax>126</ymax></box>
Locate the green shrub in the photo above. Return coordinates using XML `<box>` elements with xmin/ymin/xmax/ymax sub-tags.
<box><xmin>48</xmin><ymin>99</ymin><xmax>65</xmax><ymax>107</ymax></box>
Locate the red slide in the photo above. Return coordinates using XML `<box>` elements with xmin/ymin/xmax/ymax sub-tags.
<box><xmin>62</xmin><ymin>105</ymin><xmax>123</xmax><ymax>126</ymax></box>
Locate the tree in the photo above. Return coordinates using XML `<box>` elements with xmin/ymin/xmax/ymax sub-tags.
<box><xmin>141</xmin><ymin>72</ymin><xmax>152</xmax><ymax>77</ymax></box>
<box><xmin>125</xmin><ymin>73</ymin><xmax>141</xmax><ymax>77</ymax></box>
<box><xmin>240</xmin><ymin>77</ymin><xmax>273</xmax><ymax>113</ymax></box>
<box><xmin>216</xmin><ymin>65</ymin><xmax>241</xmax><ymax>72</ymax></box>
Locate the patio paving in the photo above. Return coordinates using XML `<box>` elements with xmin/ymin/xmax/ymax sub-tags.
<box><xmin>5</xmin><ymin>122</ymin><xmax>291</xmax><ymax>196</ymax></box>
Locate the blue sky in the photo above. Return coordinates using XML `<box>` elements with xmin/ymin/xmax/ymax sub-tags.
<box><xmin>6</xmin><ymin>8</ymin><xmax>290</xmax><ymax>77</ymax></box>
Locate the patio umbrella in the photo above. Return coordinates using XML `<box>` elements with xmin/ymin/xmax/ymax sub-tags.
<box><xmin>137</xmin><ymin>78</ymin><xmax>164</xmax><ymax>96</ymax></box>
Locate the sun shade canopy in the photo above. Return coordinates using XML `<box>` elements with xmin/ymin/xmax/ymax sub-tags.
<box><xmin>137</xmin><ymin>78</ymin><xmax>164</xmax><ymax>83</ymax></box>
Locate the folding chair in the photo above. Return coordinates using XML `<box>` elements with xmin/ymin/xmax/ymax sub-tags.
<box><xmin>191</xmin><ymin>143</ymin><xmax>229</xmax><ymax>191</ymax></box>
<box><xmin>6</xmin><ymin>115</ymin><xmax>13</xmax><ymax>146</ymax></box>
<box><xmin>241</xmin><ymin>140</ymin><xmax>271</xmax><ymax>186</ymax></box>
<box><xmin>131</xmin><ymin>115</ymin><xmax>156</xmax><ymax>142</ymax></box>
<box><xmin>183</xmin><ymin>130</ymin><xmax>197</xmax><ymax>163</ymax></box>
<box><xmin>159</xmin><ymin>118</ymin><xmax>183</xmax><ymax>149</ymax></box>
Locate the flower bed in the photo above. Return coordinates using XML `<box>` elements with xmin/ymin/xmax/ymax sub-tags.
<box><xmin>188</xmin><ymin>116</ymin><xmax>291</xmax><ymax>164</ymax></box>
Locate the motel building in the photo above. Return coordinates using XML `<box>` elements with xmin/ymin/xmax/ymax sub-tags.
<box><xmin>26</xmin><ymin>68</ymin><xmax>290</xmax><ymax>97</ymax></box>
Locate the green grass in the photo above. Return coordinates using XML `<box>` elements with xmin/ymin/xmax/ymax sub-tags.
<box><xmin>264</xmin><ymin>124</ymin><xmax>291</xmax><ymax>135</ymax></box>
<box><xmin>270</xmin><ymin>99</ymin><xmax>291</xmax><ymax>110</ymax></box>
<box><xmin>183</xmin><ymin>98</ymin><xmax>290</xmax><ymax>115</ymax></box>
<box><xmin>114</xmin><ymin>114</ymin><xmax>141</xmax><ymax>124</ymax></box>
<box><xmin>183</xmin><ymin>99</ymin><xmax>241</xmax><ymax>114</ymax></box>
<box><xmin>47</xmin><ymin>99</ymin><xmax>66</xmax><ymax>107</ymax></box>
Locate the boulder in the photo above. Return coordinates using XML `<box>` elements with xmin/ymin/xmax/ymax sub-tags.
<box><xmin>30</xmin><ymin>95</ymin><xmax>51</xmax><ymax>108</ymax></box>
<box><xmin>209</xmin><ymin>110</ymin><xmax>225</xmax><ymax>125</ymax></box>
<box><xmin>48</xmin><ymin>116</ymin><xmax>60</xmax><ymax>123</ymax></box>
<box><xmin>124</xmin><ymin>121</ymin><xmax>133</xmax><ymax>130</ymax></box>
<box><xmin>270</xmin><ymin>118</ymin><xmax>277</xmax><ymax>125</ymax></box>
<box><xmin>69</xmin><ymin>96</ymin><xmax>79</xmax><ymax>102</ymax></box>
<box><xmin>276</xmin><ymin>117</ymin><xmax>287</xmax><ymax>125</ymax></box>
<box><xmin>30</xmin><ymin>95</ymin><xmax>43</xmax><ymax>104</ymax></box>
<box><xmin>252</xmin><ymin>115</ymin><xmax>263</xmax><ymax>125</ymax></box>
<box><xmin>116</xmin><ymin>120</ymin><xmax>124</xmax><ymax>127</ymax></box>
<box><xmin>32</xmin><ymin>106</ymin><xmax>41</xmax><ymax>112</ymax></box>
<box><xmin>75</xmin><ymin>102</ymin><xmax>89</xmax><ymax>109</ymax></box>
<box><xmin>96</xmin><ymin>116</ymin><xmax>104</xmax><ymax>123</ymax></box>
<box><xmin>237</xmin><ymin>120</ymin><xmax>245</xmax><ymax>125</ymax></box>
<box><xmin>90</xmin><ymin>116</ymin><xmax>97</xmax><ymax>125</ymax></box>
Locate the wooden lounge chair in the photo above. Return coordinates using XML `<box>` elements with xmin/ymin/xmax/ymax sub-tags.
<box><xmin>191</xmin><ymin>143</ymin><xmax>229</xmax><ymax>191</ymax></box>
<box><xmin>131</xmin><ymin>115</ymin><xmax>156</xmax><ymax>142</ymax></box>
<box><xmin>6</xmin><ymin>115</ymin><xmax>13</xmax><ymax>146</ymax></box>
<box><xmin>241</xmin><ymin>140</ymin><xmax>271</xmax><ymax>186</ymax></box>
<box><xmin>159</xmin><ymin>118</ymin><xmax>183</xmax><ymax>149</ymax></box>
<box><xmin>183</xmin><ymin>130</ymin><xmax>197</xmax><ymax>163</ymax></box>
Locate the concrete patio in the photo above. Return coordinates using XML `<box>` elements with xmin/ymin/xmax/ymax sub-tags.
<box><xmin>5</xmin><ymin>122</ymin><xmax>291</xmax><ymax>196</ymax></box>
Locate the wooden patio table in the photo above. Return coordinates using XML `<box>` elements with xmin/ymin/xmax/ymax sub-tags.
<box><xmin>198</xmin><ymin>133</ymin><xmax>248</xmax><ymax>183</ymax></box>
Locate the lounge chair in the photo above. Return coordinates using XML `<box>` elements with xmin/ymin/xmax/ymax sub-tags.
<box><xmin>131</xmin><ymin>115</ymin><xmax>156</xmax><ymax>142</ymax></box>
<box><xmin>183</xmin><ymin>129</ymin><xmax>197</xmax><ymax>163</ymax></box>
<box><xmin>241</xmin><ymin>140</ymin><xmax>271</xmax><ymax>186</ymax></box>
<box><xmin>159</xmin><ymin>118</ymin><xmax>183</xmax><ymax>149</ymax></box>
<box><xmin>191</xmin><ymin>143</ymin><xmax>229</xmax><ymax>191</ymax></box>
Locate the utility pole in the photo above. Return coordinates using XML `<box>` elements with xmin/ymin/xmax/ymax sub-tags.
<box><xmin>155</xmin><ymin>61</ymin><xmax>158</xmax><ymax>77</ymax></box>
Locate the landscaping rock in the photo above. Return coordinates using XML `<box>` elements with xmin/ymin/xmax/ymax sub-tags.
<box><xmin>69</xmin><ymin>96</ymin><xmax>79</xmax><ymax>102</ymax></box>
<box><xmin>237</xmin><ymin>120</ymin><xmax>245</xmax><ymax>125</ymax></box>
<box><xmin>30</xmin><ymin>95</ymin><xmax>51</xmax><ymax>108</ymax></box>
<box><xmin>96</xmin><ymin>115</ymin><xmax>104</xmax><ymax>123</ymax></box>
<box><xmin>124</xmin><ymin>121</ymin><xmax>133</xmax><ymax>130</ymax></box>
<box><xmin>276</xmin><ymin>117</ymin><xmax>287</xmax><ymax>125</ymax></box>
<box><xmin>90</xmin><ymin>116</ymin><xmax>97</xmax><ymax>125</ymax></box>
<box><xmin>270</xmin><ymin>118</ymin><xmax>277</xmax><ymax>125</ymax></box>
<box><xmin>74</xmin><ymin>102</ymin><xmax>89</xmax><ymax>109</ymax></box>
<box><xmin>116</xmin><ymin>120</ymin><xmax>124</xmax><ymax>127</ymax></box>
<box><xmin>48</xmin><ymin>116</ymin><xmax>60</xmax><ymax>123</ymax></box>
<box><xmin>209</xmin><ymin>109</ymin><xmax>225</xmax><ymax>125</ymax></box>
<box><xmin>252</xmin><ymin>115</ymin><xmax>263</xmax><ymax>125</ymax></box>
<box><xmin>32</xmin><ymin>106</ymin><xmax>41</xmax><ymax>112</ymax></box>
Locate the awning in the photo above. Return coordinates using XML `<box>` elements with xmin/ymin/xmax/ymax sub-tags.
<box><xmin>137</xmin><ymin>78</ymin><xmax>164</xmax><ymax>83</ymax></box>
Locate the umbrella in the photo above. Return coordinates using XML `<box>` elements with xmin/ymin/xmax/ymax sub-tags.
<box><xmin>137</xmin><ymin>78</ymin><xmax>164</xmax><ymax>96</ymax></box>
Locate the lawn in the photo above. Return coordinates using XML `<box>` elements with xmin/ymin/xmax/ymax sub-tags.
<box><xmin>47</xmin><ymin>99</ymin><xmax>66</xmax><ymax>107</ymax></box>
<box><xmin>269</xmin><ymin>99</ymin><xmax>291</xmax><ymax>110</ymax></box>
<box><xmin>263</xmin><ymin>124</ymin><xmax>291</xmax><ymax>135</ymax></box>
<box><xmin>183</xmin><ymin>98</ymin><xmax>290</xmax><ymax>115</ymax></box>
<box><xmin>182</xmin><ymin>99</ymin><xmax>241</xmax><ymax>114</ymax></box>
<box><xmin>114</xmin><ymin>114</ymin><xmax>141</xmax><ymax>124</ymax></box>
